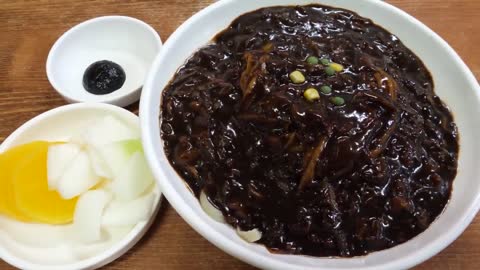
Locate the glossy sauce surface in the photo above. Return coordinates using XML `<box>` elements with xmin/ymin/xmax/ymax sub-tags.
<box><xmin>83</xmin><ymin>60</ymin><xmax>126</xmax><ymax>95</ymax></box>
<box><xmin>160</xmin><ymin>5</ymin><xmax>459</xmax><ymax>257</ymax></box>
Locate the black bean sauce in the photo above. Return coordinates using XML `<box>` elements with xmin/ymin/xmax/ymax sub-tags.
<box><xmin>160</xmin><ymin>5</ymin><xmax>459</xmax><ymax>257</ymax></box>
<box><xmin>83</xmin><ymin>60</ymin><xmax>126</xmax><ymax>95</ymax></box>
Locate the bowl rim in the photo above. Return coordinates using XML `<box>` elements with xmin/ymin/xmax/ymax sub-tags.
<box><xmin>46</xmin><ymin>16</ymin><xmax>162</xmax><ymax>107</ymax></box>
<box><xmin>0</xmin><ymin>103</ymin><xmax>162</xmax><ymax>270</ymax></box>
<box><xmin>139</xmin><ymin>0</ymin><xmax>480</xmax><ymax>269</ymax></box>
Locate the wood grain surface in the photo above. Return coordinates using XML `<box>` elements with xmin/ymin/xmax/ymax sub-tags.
<box><xmin>0</xmin><ymin>0</ymin><xmax>479</xmax><ymax>269</ymax></box>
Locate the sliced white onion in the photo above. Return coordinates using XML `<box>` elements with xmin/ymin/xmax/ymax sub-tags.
<box><xmin>199</xmin><ymin>191</ymin><xmax>225</xmax><ymax>223</ymax></box>
<box><xmin>47</xmin><ymin>143</ymin><xmax>81</xmax><ymax>190</ymax></box>
<box><xmin>0</xmin><ymin>230</ymin><xmax>75</xmax><ymax>265</ymax></box>
<box><xmin>73</xmin><ymin>190</ymin><xmax>111</xmax><ymax>243</ymax></box>
<box><xmin>236</xmin><ymin>228</ymin><xmax>262</xmax><ymax>243</ymax></box>
<box><xmin>71</xmin><ymin>225</ymin><xmax>133</xmax><ymax>260</ymax></box>
<box><xmin>0</xmin><ymin>215</ymin><xmax>71</xmax><ymax>248</ymax></box>
<box><xmin>110</xmin><ymin>151</ymin><xmax>154</xmax><ymax>201</ymax></box>
<box><xmin>85</xmin><ymin>145</ymin><xmax>111</xmax><ymax>179</ymax></box>
<box><xmin>81</xmin><ymin>115</ymin><xmax>139</xmax><ymax>147</ymax></box>
<box><xmin>56</xmin><ymin>151</ymin><xmax>100</xmax><ymax>199</ymax></box>
<box><xmin>90</xmin><ymin>139</ymin><xmax>143</xmax><ymax>180</ymax></box>
<box><xmin>102</xmin><ymin>193</ymin><xmax>155</xmax><ymax>226</ymax></box>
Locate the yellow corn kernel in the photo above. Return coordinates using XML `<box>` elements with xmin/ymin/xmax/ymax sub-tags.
<box><xmin>304</xmin><ymin>88</ymin><xmax>320</xmax><ymax>102</ymax></box>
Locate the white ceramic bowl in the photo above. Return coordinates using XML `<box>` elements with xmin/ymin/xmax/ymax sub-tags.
<box><xmin>140</xmin><ymin>0</ymin><xmax>480</xmax><ymax>269</ymax></box>
<box><xmin>46</xmin><ymin>16</ymin><xmax>162</xmax><ymax>107</ymax></box>
<box><xmin>0</xmin><ymin>103</ymin><xmax>161</xmax><ymax>270</ymax></box>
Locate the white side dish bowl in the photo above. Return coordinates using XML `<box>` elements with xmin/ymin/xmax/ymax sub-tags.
<box><xmin>46</xmin><ymin>16</ymin><xmax>162</xmax><ymax>107</ymax></box>
<box><xmin>139</xmin><ymin>0</ymin><xmax>480</xmax><ymax>269</ymax></box>
<box><xmin>0</xmin><ymin>103</ymin><xmax>162</xmax><ymax>270</ymax></box>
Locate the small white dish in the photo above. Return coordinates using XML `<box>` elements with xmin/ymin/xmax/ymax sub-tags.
<box><xmin>0</xmin><ymin>103</ymin><xmax>162</xmax><ymax>270</ymax></box>
<box><xmin>139</xmin><ymin>0</ymin><xmax>480</xmax><ymax>269</ymax></box>
<box><xmin>46</xmin><ymin>16</ymin><xmax>162</xmax><ymax>107</ymax></box>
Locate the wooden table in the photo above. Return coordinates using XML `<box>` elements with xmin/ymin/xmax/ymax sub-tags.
<box><xmin>0</xmin><ymin>0</ymin><xmax>478</xmax><ymax>269</ymax></box>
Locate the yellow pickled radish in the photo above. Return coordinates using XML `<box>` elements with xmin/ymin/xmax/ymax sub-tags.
<box><xmin>0</xmin><ymin>142</ymin><xmax>53</xmax><ymax>221</ymax></box>
<box><xmin>0</xmin><ymin>154</ymin><xmax>7</xmax><ymax>214</ymax></box>
<box><xmin>12</xmin><ymin>141</ymin><xmax>78</xmax><ymax>224</ymax></box>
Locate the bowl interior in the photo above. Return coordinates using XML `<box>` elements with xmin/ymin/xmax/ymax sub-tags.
<box><xmin>47</xmin><ymin>16</ymin><xmax>161</xmax><ymax>106</ymax></box>
<box><xmin>140</xmin><ymin>0</ymin><xmax>480</xmax><ymax>269</ymax></box>
<box><xmin>0</xmin><ymin>103</ymin><xmax>161</xmax><ymax>270</ymax></box>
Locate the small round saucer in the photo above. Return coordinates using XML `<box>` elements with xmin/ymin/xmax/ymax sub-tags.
<box><xmin>46</xmin><ymin>16</ymin><xmax>162</xmax><ymax>107</ymax></box>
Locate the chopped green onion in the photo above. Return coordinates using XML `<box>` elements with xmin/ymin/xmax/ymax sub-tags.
<box><xmin>289</xmin><ymin>70</ymin><xmax>306</xmax><ymax>84</ymax></box>
<box><xmin>320</xmin><ymin>58</ymin><xmax>330</xmax><ymax>66</ymax></box>
<box><xmin>329</xmin><ymin>62</ymin><xmax>344</xmax><ymax>72</ymax></box>
<box><xmin>306</xmin><ymin>56</ymin><xmax>319</xmax><ymax>65</ymax></box>
<box><xmin>330</xmin><ymin>96</ymin><xmax>345</xmax><ymax>106</ymax></box>
<box><xmin>324</xmin><ymin>67</ymin><xmax>336</xmax><ymax>76</ymax></box>
<box><xmin>304</xmin><ymin>88</ymin><xmax>320</xmax><ymax>102</ymax></box>
<box><xmin>320</xmin><ymin>85</ymin><xmax>332</xmax><ymax>94</ymax></box>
